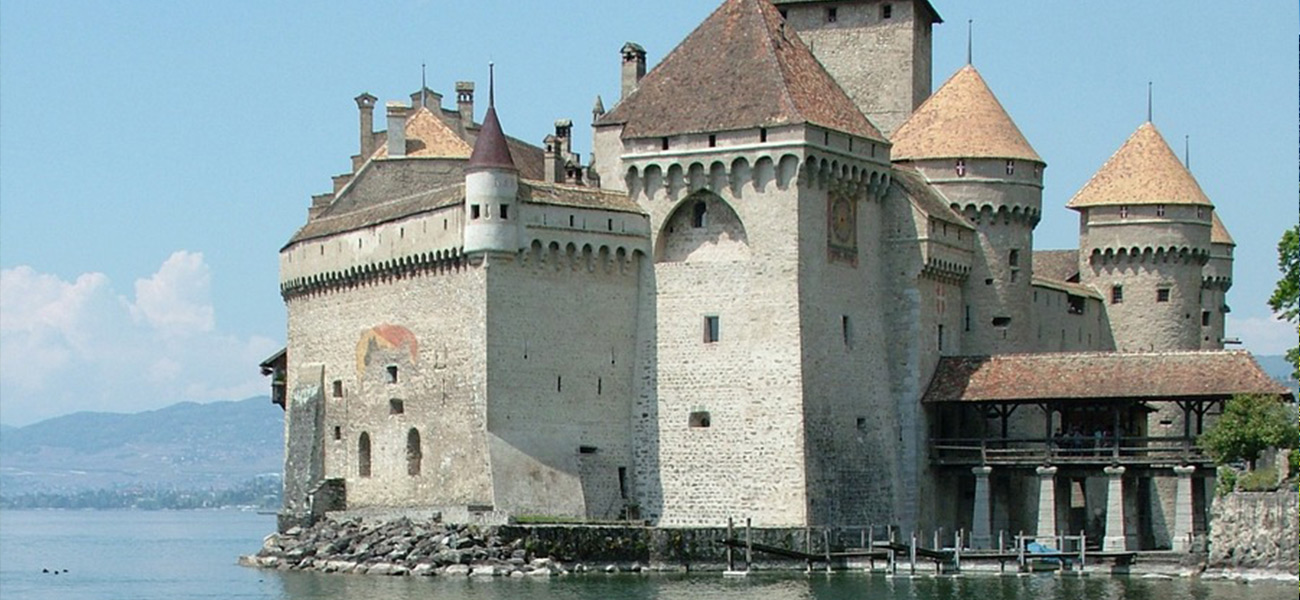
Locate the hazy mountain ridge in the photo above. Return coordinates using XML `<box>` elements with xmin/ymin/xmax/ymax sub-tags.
<box><xmin>0</xmin><ymin>397</ymin><xmax>283</xmax><ymax>496</ymax></box>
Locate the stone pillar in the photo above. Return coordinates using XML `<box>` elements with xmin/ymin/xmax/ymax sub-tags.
<box><xmin>1035</xmin><ymin>465</ymin><xmax>1058</xmax><ymax>540</ymax></box>
<box><xmin>1103</xmin><ymin>465</ymin><xmax>1127</xmax><ymax>551</ymax></box>
<box><xmin>1171</xmin><ymin>465</ymin><xmax>1196</xmax><ymax>552</ymax></box>
<box><xmin>971</xmin><ymin>466</ymin><xmax>993</xmax><ymax>549</ymax></box>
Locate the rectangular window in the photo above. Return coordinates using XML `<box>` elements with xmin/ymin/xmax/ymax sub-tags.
<box><xmin>661</xmin><ymin>137</ymin><xmax>669</xmax><ymax>150</ymax></box>
<box><xmin>470</xmin><ymin>204</ymin><xmax>481</xmax><ymax>219</ymax></box>
<box><xmin>827</xmin><ymin>7</ymin><xmax>837</xmax><ymax>22</ymax></box>
<box><xmin>704</xmin><ymin>315</ymin><xmax>720</xmax><ymax>343</ymax></box>
<box><xmin>1202</xmin><ymin>310</ymin><xmax>1211</xmax><ymax>326</ymax></box>
<box><xmin>1009</xmin><ymin>249</ymin><xmax>1020</xmax><ymax>267</ymax></box>
<box><xmin>965</xmin><ymin>305</ymin><xmax>971</xmax><ymax>332</ymax></box>
<box><xmin>332</xmin><ymin>380</ymin><xmax>343</xmax><ymax>398</ymax></box>
<box><xmin>389</xmin><ymin>398</ymin><xmax>404</xmax><ymax>415</ymax></box>
<box><xmin>955</xmin><ymin>159</ymin><xmax>966</xmax><ymax>177</ymax></box>
<box><xmin>618</xmin><ymin>467</ymin><xmax>629</xmax><ymax>499</ymax></box>
<box><xmin>499</xmin><ymin>204</ymin><xmax>509</xmax><ymax>220</ymax></box>
<box><xmin>1119</xmin><ymin>206</ymin><xmax>1129</xmax><ymax>219</ymax></box>
<box><xmin>692</xmin><ymin>201</ymin><xmax>708</xmax><ymax>228</ymax></box>
<box><xmin>1010</xmin><ymin>269</ymin><xmax>1019</xmax><ymax>282</ymax></box>
<box><xmin>333</xmin><ymin>426</ymin><xmax>342</xmax><ymax>440</ymax></box>
<box><xmin>708</xmin><ymin>134</ymin><xmax>717</xmax><ymax>148</ymax></box>
<box><xmin>882</xmin><ymin>4</ymin><xmax>892</xmax><ymax>18</ymax></box>
<box><xmin>1156</xmin><ymin>204</ymin><xmax>1165</xmax><ymax>217</ymax></box>
<box><xmin>1157</xmin><ymin>288</ymin><xmax>1171</xmax><ymax>302</ymax></box>
<box><xmin>760</xmin><ymin>127</ymin><xmax>768</xmax><ymax>143</ymax></box>
<box><xmin>1006</xmin><ymin>160</ymin><xmax>1015</xmax><ymax>175</ymax></box>
<box><xmin>386</xmin><ymin>365</ymin><xmax>398</xmax><ymax>383</ymax></box>
<box><xmin>842</xmin><ymin>315</ymin><xmax>853</xmax><ymax>349</ymax></box>
<box><xmin>689</xmin><ymin>411</ymin><xmax>711</xmax><ymax>428</ymax></box>
<box><xmin>1111</xmin><ymin>285</ymin><xmax>1124</xmax><ymax>304</ymax></box>
<box><xmin>938</xmin><ymin>324</ymin><xmax>944</xmax><ymax>351</ymax></box>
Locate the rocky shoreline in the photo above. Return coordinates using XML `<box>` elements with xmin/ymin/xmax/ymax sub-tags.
<box><xmin>239</xmin><ymin>516</ymin><xmax>645</xmax><ymax>577</ymax></box>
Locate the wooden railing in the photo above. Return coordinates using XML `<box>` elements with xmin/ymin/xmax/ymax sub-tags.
<box><xmin>930</xmin><ymin>436</ymin><xmax>1210</xmax><ymax>466</ymax></box>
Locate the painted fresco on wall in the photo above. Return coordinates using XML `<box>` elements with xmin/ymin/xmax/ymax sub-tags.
<box><xmin>355</xmin><ymin>324</ymin><xmax>419</xmax><ymax>376</ymax></box>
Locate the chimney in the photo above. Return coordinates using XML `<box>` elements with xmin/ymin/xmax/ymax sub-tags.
<box><xmin>554</xmin><ymin>119</ymin><xmax>573</xmax><ymax>157</ymax></box>
<box><xmin>386</xmin><ymin>102</ymin><xmax>411</xmax><ymax>158</ymax></box>
<box><xmin>543</xmin><ymin>134</ymin><xmax>561</xmax><ymax>184</ymax></box>
<box><xmin>409</xmin><ymin>87</ymin><xmax>442</xmax><ymax>111</ymax></box>
<box><xmin>355</xmin><ymin>93</ymin><xmax>378</xmax><ymax>159</ymax></box>
<box><xmin>456</xmin><ymin>81</ymin><xmax>475</xmax><ymax>130</ymax></box>
<box><xmin>620</xmin><ymin>42</ymin><xmax>646</xmax><ymax>101</ymax></box>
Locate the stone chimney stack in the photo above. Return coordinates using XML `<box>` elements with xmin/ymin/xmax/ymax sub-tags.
<box><xmin>554</xmin><ymin>119</ymin><xmax>573</xmax><ymax>157</ymax></box>
<box><xmin>456</xmin><ymin>81</ymin><xmax>475</xmax><ymax>130</ymax></box>
<box><xmin>386</xmin><ymin>102</ymin><xmax>410</xmax><ymax>158</ymax></box>
<box><xmin>355</xmin><ymin>93</ymin><xmax>378</xmax><ymax>159</ymax></box>
<box><xmin>409</xmin><ymin>87</ymin><xmax>442</xmax><ymax>111</ymax></box>
<box><xmin>543</xmin><ymin>134</ymin><xmax>561</xmax><ymax>184</ymax></box>
<box><xmin>620</xmin><ymin>42</ymin><xmax>646</xmax><ymax>101</ymax></box>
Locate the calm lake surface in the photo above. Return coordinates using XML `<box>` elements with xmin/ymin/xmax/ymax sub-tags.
<box><xmin>0</xmin><ymin>509</ymin><xmax>1293</xmax><ymax>600</ymax></box>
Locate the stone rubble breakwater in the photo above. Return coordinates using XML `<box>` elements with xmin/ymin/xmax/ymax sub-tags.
<box><xmin>239</xmin><ymin>516</ymin><xmax>649</xmax><ymax>577</ymax></box>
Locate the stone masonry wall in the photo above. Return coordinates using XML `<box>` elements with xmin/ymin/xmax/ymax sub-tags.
<box><xmin>1208</xmin><ymin>489</ymin><xmax>1299</xmax><ymax>575</ymax></box>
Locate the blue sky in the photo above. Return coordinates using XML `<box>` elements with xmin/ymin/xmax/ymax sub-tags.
<box><xmin>1</xmin><ymin>1</ymin><xmax>1296</xmax><ymax>426</ymax></box>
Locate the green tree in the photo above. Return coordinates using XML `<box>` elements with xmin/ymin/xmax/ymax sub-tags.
<box><xmin>1200</xmin><ymin>394</ymin><xmax>1298</xmax><ymax>469</ymax></box>
<box><xmin>1267</xmin><ymin>223</ymin><xmax>1298</xmax><ymax>380</ymax></box>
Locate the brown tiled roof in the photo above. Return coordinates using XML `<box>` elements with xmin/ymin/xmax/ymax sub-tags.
<box><xmin>923</xmin><ymin>351</ymin><xmax>1291</xmax><ymax>403</ymax></box>
<box><xmin>890</xmin><ymin>65</ymin><xmax>1042</xmax><ymax>163</ymax></box>
<box><xmin>523</xmin><ymin>181</ymin><xmax>643</xmax><ymax>215</ymax></box>
<box><xmin>597</xmin><ymin>0</ymin><xmax>883</xmax><ymax>141</ymax></box>
<box><xmin>1030</xmin><ymin>276</ymin><xmax>1100</xmax><ymax>300</ymax></box>
<box><xmin>892</xmin><ymin>166</ymin><xmax>971</xmax><ymax>227</ymax></box>
<box><xmin>1066</xmin><ymin>122</ymin><xmax>1213</xmax><ymax>209</ymax></box>
<box><xmin>1210</xmin><ymin>212</ymin><xmax>1235</xmax><ymax>246</ymax></box>
<box><xmin>374</xmin><ymin>107</ymin><xmax>472</xmax><ymax>159</ymax></box>
<box><xmin>288</xmin><ymin>183</ymin><xmax>465</xmax><ymax>245</ymax></box>
<box><xmin>1033</xmin><ymin>249</ymin><xmax>1079</xmax><ymax>282</ymax></box>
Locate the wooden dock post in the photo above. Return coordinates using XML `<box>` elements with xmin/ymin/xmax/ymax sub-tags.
<box><xmin>1079</xmin><ymin>531</ymin><xmax>1086</xmax><ymax>574</ymax></box>
<box><xmin>745</xmin><ymin>518</ymin><xmax>753</xmax><ymax>572</ymax></box>
<box><xmin>909</xmin><ymin>532</ymin><xmax>917</xmax><ymax>576</ymax></box>
<box><xmin>823</xmin><ymin>528</ymin><xmax>832</xmax><ymax>573</ymax></box>
<box><xmin>726</xmin><ymin>517</ymin><xmax>735</xmax><ymax>572</ymax></box>
<box><xmin>997</xmin><ymin>530</ymin><xmax>1004</xmax><ymax>552</ymax></box>
<box><xmin>1016</xmin><ymin>531</ymin><xmax>1026</xmax><ymax>573</ymax></box>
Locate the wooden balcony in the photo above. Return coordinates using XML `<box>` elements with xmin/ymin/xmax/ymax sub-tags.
<box><xmin>930</xmin><ymin>436</ymin><xmax>1211</xmax><ymax>468</ymax></box>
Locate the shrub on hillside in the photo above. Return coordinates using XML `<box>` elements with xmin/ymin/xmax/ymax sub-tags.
<box><xmin>1237</xmin><ymin>467</ymin><xmax>1280</xmax><ymax>492</ymax></box>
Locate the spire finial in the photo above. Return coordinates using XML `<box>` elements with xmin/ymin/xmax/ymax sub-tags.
<box><xmin>1184</xmin><ymin>134</ymin><xmax>1190</xmax><ymax>170</ymax></box>
<box><xmin>1147</xmin><ymin>81</ymin><xmax>1152</xmax><ymax>122</ymax></box>
<box><xmin>489</xmin><ymin>62</ymin><xmax>496</xmax><ymax>108</ymax></box>
<box><xmin>420</xmin><ymin>62</ymin><xmax>427</xmax><ymax>108</ymax></box>
<box><xmin>966</xmin><ymin>19</ymin><xmax>973</xmax><ymax>65</ymax></box>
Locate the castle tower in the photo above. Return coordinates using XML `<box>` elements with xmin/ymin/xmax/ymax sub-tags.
<box><xmin>1067</xmin><ymin>122</ymin><xmax>1214</xmax><ymax>352</ymax></box>
<box><xmin>771</xmin><ymin>0</ymin><xmax>942</xmax><ymax>137</ymax></box>
<box><xmin>891</xmin><ymin>64</ymin><xmax>1045</xmax><ymax>355</ymax></box>
<box><xmin>463</xmin><ymin>72</ymin><xmax>519</xmax><ymax>256</ymax></box>
<box><xmin>1201</xmin><ymin>213</ymin><xmax>1234</xmax><ymax>349</ymax></box>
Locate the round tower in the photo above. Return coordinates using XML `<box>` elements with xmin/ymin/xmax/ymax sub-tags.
<box><xmin>1201</xmin><ymin>213</ymin><xmax>1234</xmax><ymax>349</ymax></box>
<box><xmin>891</xmin><ymin>64</ymin><xmax>1046</xmax><ymax>354</ymax></box>
<box><xmin>463</xmin><ymin>72</ymin><xmax>519</xmax><ymax>256</ymax></box>
<box><xmin>1067</xmin><ymin>122</ymin><xmax>1214</xmax><ymax>352</ymax></box>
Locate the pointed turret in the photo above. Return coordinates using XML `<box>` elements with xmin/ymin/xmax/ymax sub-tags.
<box><xmin>892</xmin><ymin>64</ymin><xmax>1045</xmax><ymax>355</ymax></box>
<box><xmin>1071</xmin><ymin>121</ymin><xmax>1215</xmax><ymax>352</ymax></box>
<box><xmin>464</xmin><ymin>66</ymin><xmax>519</xmax><ymax>255</ymax></box>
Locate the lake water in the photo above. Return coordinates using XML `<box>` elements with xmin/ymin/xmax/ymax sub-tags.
<box><xmin>0</xmin><ymin>509</ymin><xmax>1293</xmax><ymax>600</ymax></box>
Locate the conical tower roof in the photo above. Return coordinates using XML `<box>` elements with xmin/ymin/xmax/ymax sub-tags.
<box><xmin>375</xmin><ymin>107</ymin><xmax>472</xmax><ymax>159</ymax></box>
<box><xmin>467</xmin><ymin>103</ymin><xmax>516</xmax><ymax>172</ymax></box>
<box><xmin>891</xmin><ymin>65</ymin><xmax>1041</xmax><ymax>163</ymax></box>
<box><xmin>1210</xmin><ymin>212</ymin><xmax>1235</xmax><ymax>246</ymax></box>
<box><xmin>1066</xmin><ymin>122</ymin><xmax>1212</xmax><ymax>209</ymax></box>
<box><xmin>597</xmin><ymin>0</ymin><xmax>882</xmax><ymax>141</ymax></box>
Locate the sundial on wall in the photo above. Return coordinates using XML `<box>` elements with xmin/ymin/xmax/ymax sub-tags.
<box><xmin>827</xmin><ymin>190</ymin><xmax>857</xmax><ymax>265</ymax></box>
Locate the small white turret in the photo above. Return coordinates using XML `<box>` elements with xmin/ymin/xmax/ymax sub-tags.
<box><xmin>463</xmin><ymin>67</ymin><xmax>519</xmax><ymax>255</ymax></box>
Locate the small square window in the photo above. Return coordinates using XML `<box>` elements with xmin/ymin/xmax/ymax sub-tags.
<box><xmin>1156</xmin><ymin>204</ymin><xmax>1165</xmax><ymax>217</ymax></box>
<box><xmin>332</xmin><ymin>380</ymin><xmax>343</xmax><ymax>398</ymax></box>
<box><xmin>1005</xmin><ymin>160</ymin><xmax>1015</xmax><ymax>175</ymax></box>
<box><xmin>704</xmin><ymin>315</ymin><xmax>720</xmax><ymax>343</ymax></box>
<box><xmin>955</xmin><ymin>159</ymin><xmax>967</xmax><ymax>177</ymax></box>
<box><xmin>386</xmin><ymin>365</ymin><xmax>398</xmax><ymax>384</ymax></box>
<box><xmin>689</xmin><ymin>411</ymin><xmax>711</xmax><ymax>428</ymax></box>
<box><xmin>1119</xmin><ymin>206</ymin><xmax>1129</xmax><ymax>219</ymax></box>
<box><xmin>1111</xmin><ymin>285</ymin><xmax>1124</xmax><ymax>304</ymax></box>
<box><xmin>1009</xmin><ymin>249</ymin><xmax>1020</xmax><ymax>267</ymax></box>
<box><xmin>1202</xmin><ymin>311</ymin><xmax>1211</xmax><ymax>326</ymax></box>
<box><xmin>827</xmin><ymin>7</ymin><xmax>837</xmax><ymax>22</ymax></box>
<box><xmin>661</xmin><ymin>137</ymin><xmax>670</xmax><ymax>151</ymax></box>
<box><xmin>333</xmin><ymin>426</ymin><xmax>342</xmax><ymax>440</ymax></box>
<box><xmin>881</xmin><ymin>4</ymin><xmax>892</xmax><ymax>19</ymax></box>
<box><xmin>708</xmin><ymin>134</ymin><xmax>717</xmax><ymax>148</ymax></box>
<box><xmin>389</xmin><ymin>398</ymin><xmax>405</xmax><ymax>415</ymax></box>
<box><xmin>1157</xmin><ymin>288</ymin><xmax>1171</xmax><ymax>302</ymax></box>
<box><xmin>470</xmin><ymin>204</ymin><xmax>481</xmax><ymax>219</ymax></box>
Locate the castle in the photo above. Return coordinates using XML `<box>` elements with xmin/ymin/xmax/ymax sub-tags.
<box><xmin>264</xmin><ymin>0</ymin><xmax>1289</xmax><ymax>552</ymax></box>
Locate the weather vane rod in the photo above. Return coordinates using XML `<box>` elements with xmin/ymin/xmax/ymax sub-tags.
<box><xmin>966</xmin><ymin>20</ymin><xmax>972</xmax><ymax>65</ymax></box>
<box><xmin>420</xmin><ymin>63</ymin><xmax>427</xmax><ymax>108</ymax></box>
<box><xmin>489</xmin><ymin>62</ymin><xmax>496</xmax><ymax>108</ymax></box>
<box><xmin>1147</xmin><ymin>81</ymin><xmax>1153</xmax><ymax>122</ymax></box>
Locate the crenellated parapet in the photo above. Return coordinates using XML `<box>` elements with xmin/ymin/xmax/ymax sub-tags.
<box><xmin>622</xmin><ymin>150</ymin><xmax>891</xmax><ymax>206</ymax></box>
<box><xmin>281</xmin><ymin>248</ymin><xmax>467</xmax><ymax>299</ymax></box>
<box><xmin>1085</xmin><ymin>244</ymin><xmax>1211</xmax><ymax>267</ymax></box>
<box><xmin>518</xmin><ymin>239</ymin><xmax>644</xmax><ymax>276</ymax></box>
<box><xmin>954</xmin><ymin>202</ymin><xmax>1042</xmax><ymax>228</ymax></box>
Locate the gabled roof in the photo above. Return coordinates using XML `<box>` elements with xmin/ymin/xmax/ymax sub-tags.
<box><xmin>923</xmin><ymin>351</ymin><xmax>1290</xmax><ymax>404</ymax></box>
<box><xmin>374</xmin><ymin>107</ymin><xmax>472</xmax><ymax>159</ymax></box>
<box><xmin>1066</xmin><ymin>122</ymin><xmax>1213</xmax><ymax>209</ymax></box>
<box><xmin>890</xmin><ymin>65</ymin><xmax>1041</xmax><ymax>163</ymax></box>
<box><xmin>596</xmin><ymin>0</ymin><xmax>883</xmax><ymax>141</ymax></box>
<box><xmin>1210</xmin><ymin>212</ymin><xmax>1235</xmax><ymax>246</ymax></box>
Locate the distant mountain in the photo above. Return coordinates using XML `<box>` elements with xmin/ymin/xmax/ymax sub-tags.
<box><xmin>1254</xmin><ymin>354</ymin><xmax>1296</xmax><ymax>382</ymax></box>
<box><xmin>0</xmin><ymin>397</ymin><xmax>283</xmax><ymax>496</ymax></box>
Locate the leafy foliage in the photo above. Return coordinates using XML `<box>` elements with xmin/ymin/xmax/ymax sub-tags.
<box><xmin>1237</xmin><ymin>467</ymin><xmax>1280</xmax><ymax>492</ymax></box>
<box><xmin>1200</xmin><ymin>394</ymin><xmax>1298</xmax><ymax>468</ymax></box>
<box><xmin>1267</xmin><ymin>223</ymin><xmax>1298</xmax><ymax>380</ymax></box>
<box><xmin>1214</xmin><ymin>466</ymin><xmax>1238</xmax><ymax>498</ymax></box>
